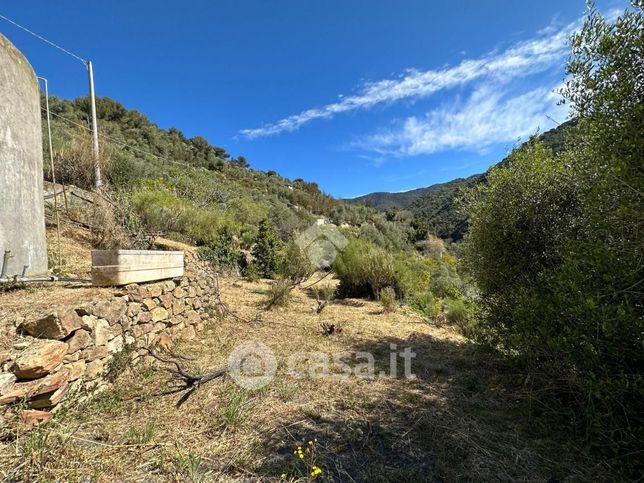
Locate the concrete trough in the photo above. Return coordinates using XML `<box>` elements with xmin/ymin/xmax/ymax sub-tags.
<box><xmin>91</xmin><ymin>250</ymin><xmax>184</xmax><ymax>286</ymax></box>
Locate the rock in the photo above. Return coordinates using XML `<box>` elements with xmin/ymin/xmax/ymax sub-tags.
<box><xmin>93</xmin><ymin>319</ymin><xmax>111</xmax><ymax>346</ymax></box>
<box><xmin>13</xmin><ymin>340</ymin><xmax>30</xmax><ymax>351</ymax></box>
<box><xmin>80</xmin><ymin>346</ymin><xmax>108</xmax><ymax>362</ymax></box>
<box><xmin>85</xmin><ymin>359</ymin><xmax>104</xmax><ymax>379</ymax></box>
<box><xmin>29</xmin><ymin>381</ymin><xmax>69</xmax><ymax>409</ymax></box>
<box><xmin>67</xmin><ymin>329</ymin><xmax>92</xmax><ymax>353</ymax></box>
<box><xmin>93</xmin><ymin>298</ymin><xmax>127</xmax><ymax>325</ymax></box>
<box><xmin>146</xmin><ymin>283</ymin><xmax>163</xmax><ymax>298</ymax></box>
<box><xmin>124</xmin><ymin>334</ymin><xmax>135</xmax><ymax>346</ymax></box>
<box><xmin>21</xmin><ymin>309</ymin><xmax>81</xmax><ymax>340</ymax></box>
<box><xmin>110</xmin><ymin>324</ymin><xmax>123</xmax><ymax>338</ymax></box>
<box><xmin>187</xmin><ymin>286</ymin><xmax>197</xmax><ymax>298</ymax></box>
<box><xmin>66</xmin><ymin>360</ymin><xmax>86</xmax><ymax>381</ymax></box>
<box><xmin>107</xmin><ymin>336</ymin><xmax>124</xmax><ymax>355</ymax></box>
<box><xmin>80</xmin><ymin>315</ymin><xmax>98</xmax><ymax>331</ymax></box>
<box><xmin>126</xmin><ymin>284</ymin><xmax>145</xmax><ymax>302</ymax></box>
<box><xmin>0</xmin><ymin>373</ymin><xmax>16</xmax><ymax>395</ymax></box>
<box><xmin>173</xmin><ymin>287</ymin><xmax>187</xmax><ymax>299</ymax></box>
<box><xmin>142</xmin><ymin>298</ymin><xmax>157</xmax><ymax>311</ymax></box>
<box><xmin>12</xmin><ymin>340</ymin><xmax>67</xmax><ymax>380</ymax></box>
<box><xmin>0</xmin><ymin>370</ymin><xmax>69</xmax><ymax>405</ymax></box>
<box><xmin>20</xmin><ymin>409</ymin><xmax>53</xmax><ymax>427</ymax></box>
<box><xmin>162</xmin><ymin>280</ymin><xmax>176</xmax><ymax>293</ymax></box>
<box><xmin>150</xmin><ymin>307</ymin><xmax>169</xmax><ymax>322</ymax></box>
<box><xmin>159</xmin><ymin>293</ymin><xmax>174</xmax><ymax>309</ymax></box>
<box><xmin>192</xmin><ymin>298</ymin><xmax>202</xmax><ymax>310</ymax></box>
<box><xmin>172</xmin><ymin>299</ymin><xmax>186</xmax><ymax>315</ymax></box>
<box><xmin>127</xmin><ymin>302</ymin><xmax>142</xmax><ymax>317</ymax></box>
<box><xmin>140</xmin><ymin>323</ymin><xmax>155</xmax><ymax>335</ymax></box>
<box><xmin>137</xmin><ymin>311</ymin><xmax>152</xmax><ymax>324</ymax></box>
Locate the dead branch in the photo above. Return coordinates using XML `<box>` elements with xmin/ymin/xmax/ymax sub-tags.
<box><xmin>146</xmin><ymin>348</ymin><xmax>227</xmax><ymax>408</ymax></box>
<box><xmin>321</xmin><ymin>322</ymin><xmax>342</xmax><ymax>336</ymax></box>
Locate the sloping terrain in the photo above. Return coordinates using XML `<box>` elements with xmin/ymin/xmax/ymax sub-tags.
<box><xmin>0</xmin><ymin>275</ymin><xmax>616</xmax><ymax>482</ymax></box>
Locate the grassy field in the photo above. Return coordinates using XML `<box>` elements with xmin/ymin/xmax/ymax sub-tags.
<box><xmin>0</xmin><ymin>274</ymin><xmax>619</xmax><ymax>482</ymax></box>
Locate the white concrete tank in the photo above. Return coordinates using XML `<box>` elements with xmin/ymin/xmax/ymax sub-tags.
<box><xmin>0</xmin><ymin>33</ymin><xmax>48</xmax><ymax>276</ymax></box>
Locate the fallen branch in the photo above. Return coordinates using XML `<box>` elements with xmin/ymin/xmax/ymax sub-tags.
<box><xmin>146</xmin><ymin>348</ymin><xmax>227</xmax><ymax>408</ymax></box>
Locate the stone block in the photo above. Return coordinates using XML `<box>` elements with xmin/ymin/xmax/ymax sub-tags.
<box><xmin>12</xmin><ymin>340</ymin><xmax>67</xmax><ymax>380</ymax></box>
<box><xmin>66</xmin><ymin>329</ymin><xmax>91</xmax><ymax>353</ymax></box>
<box><xmin>21</xmin><ymin>309</ymin><xmax>81</xmax><ymax>340</ymax></box>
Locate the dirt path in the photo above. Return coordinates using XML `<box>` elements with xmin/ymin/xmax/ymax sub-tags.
<box><xmin>0</xmin><ymin>277</ymin><xmax>615</xmax><ymax>482</ymax></box>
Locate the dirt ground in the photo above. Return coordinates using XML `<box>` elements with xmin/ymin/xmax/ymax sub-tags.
<box><xmin>0</xmin><ymin>275</ymin><xmax>618</xmax><ymax>482</ymax></box>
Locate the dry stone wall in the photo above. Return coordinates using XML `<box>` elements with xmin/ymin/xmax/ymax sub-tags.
<box><xmin>0</xmin><ymin>252</ymin><xmax>217</xmax><ymax>425</ymax></box>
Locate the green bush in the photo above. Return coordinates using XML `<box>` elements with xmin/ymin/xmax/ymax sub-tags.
<box><xmin>243</xmin><ymin>261</ymin><xmax>260</xmax><ymax>282</ymax></box>
<box><xmin>443</xmin><ymin>297</ymin><xmax>475</xmax><ymax>333</ymax></box>
<box><xmin>251</xmin><ymin>219</ymin><xmax>281</xmax><ymax>278</ymax></box>
<box><xmin>461</xmin><ymin>5</ymin><xmax>643</xmax><ymax>467</ymax></box>
<box><xmin>278</xmin><ymin>241</ymin><xmax>314</xmax><ymax>284</ymax></box>
<box><xmin>334</xmin><ymin>239</ymin><xmax>433</xmax><ymax>299</ymax></box>
<box><xmin>198</xmin><ymin>226</ymin><xmax>241</xmax><ymax>273</ymax></box>
<box><xmin>409</xmin><ymin>291</ymin><xmax>438</xmax><ymax>319</ymax></box>
<box><xmin>378</xmin><ymin>286</ymin><xmax>397</xmax><ymax>313</ymax></box>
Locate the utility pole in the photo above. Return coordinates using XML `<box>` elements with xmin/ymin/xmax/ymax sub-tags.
<box><xmin>87</xmin><ymin>60</ymin><xmax>101</xmax><ymax>189</ymax></box>
<box><xmin>39</xmin><ymin>77</ymin><xmax>62</xmax><ymax>268</ymax></box>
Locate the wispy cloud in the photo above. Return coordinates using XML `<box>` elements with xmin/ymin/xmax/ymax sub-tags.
<box><xmin>240</xmin><ymin>19</ymin><xmax>576</xmax><ymax>139</ymax></box>
<box><xmin>356</xmin><ymin>83</ymin><xmax>566</xmax><ymax>157</ymax></box>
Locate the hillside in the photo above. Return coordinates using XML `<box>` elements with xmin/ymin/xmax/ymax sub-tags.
<box><xmin>346</xmin><ymin>121</ymin><xmax>574</xmax><ymax>241</ymax></box>
<box><xmin>42</xmin><ymin>96</ymin><xmax>376</xmax><ymax>246</ymax></box>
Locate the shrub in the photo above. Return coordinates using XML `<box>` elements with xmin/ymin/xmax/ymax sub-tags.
<box><xmin>279</xmin><ymin>241</ymin><xmax>314</xmax><ymax>284</ymax></box>
<box><xmin>378</xmin><ymin>286</ymin><xmax>397</xmax><ymax>313</ymax></box>
<box><xmin>198</xmin><ymin>226</ymin><xmax>241</xmax><ymax>273</ymax></box>
<box><xmin>243</xmin><ymin>262</ymin><xmax>260</xmax><ymax>282</ymax></box>
<box><xmin>334</xmin><ymin>239</ymin><xmax>431</xmax><ymax>299</ymax></box>
<box><xmin>311</xmin><ymin>284</ymin><xmax>335</xmax><ymax>302</ymax></box>
<box><xmin>252</xmin><ymin>219</ymin><xmax>281</xmax><ymax>278</ymax></box>
<box><xmin>443</xmin><ymin>297</ymin><xmax>476</xmax><ymax>335</ymax></box>
<box><xmin>264</xmin><ymin>278</ymin><xmax>293</xmax><ymax>310</ymax></box>
<box><xmin>409</xmin><ymin>291</ymin><xmax>438</xmax><ymax>320</ymax></box>
<box><xmin>461</xmin><ymin>5</ymin><xmax>644</xmax><ymax>465</ymax></box>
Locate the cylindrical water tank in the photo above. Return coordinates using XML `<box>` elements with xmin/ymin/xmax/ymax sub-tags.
<box><xmin>0</xmin><ymin>33</ymin><xmax>48</xmax><ymax>276</ymax></box>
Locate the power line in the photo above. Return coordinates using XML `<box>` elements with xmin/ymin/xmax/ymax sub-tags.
<box><xmin>0</xmin><ymin>13</ymin><xmax>87</xmax><ymax>64</ymax></box>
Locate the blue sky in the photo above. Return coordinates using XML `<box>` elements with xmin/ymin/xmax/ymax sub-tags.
<box><xmin>0</xmin><ymin>0</ymin><xmax>628</xmax><ymax>198</ymax></box>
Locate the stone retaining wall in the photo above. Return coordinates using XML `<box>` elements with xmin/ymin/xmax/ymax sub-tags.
<box><xmin>0</xmin><ymin>251</ymin><xmax>217</xmax><ymax>425</ymax></box>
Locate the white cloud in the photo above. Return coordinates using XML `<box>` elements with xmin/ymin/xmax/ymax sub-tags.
<box><xmin>357</xmin><ymin>83</ymin><xmax>566</xmax><ymax>157</ymax></box>
<box><xmin>240</xmin><ymin>19</ymin><xmax>576</xmax><ymax>139</ymax></box>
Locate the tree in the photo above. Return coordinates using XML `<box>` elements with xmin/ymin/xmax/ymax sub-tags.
<box><xmin>251</xmin><ymin>219</ymin><xmax>281</xmax><ymax>278</ymax></box>
<box><xmin>462</xmin><ymin>3</ymin><xmax>643</xmax><ymax>466</ymax></box>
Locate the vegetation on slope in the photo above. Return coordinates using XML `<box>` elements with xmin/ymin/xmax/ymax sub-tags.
<box><xmin>347</xmin><ymin>121</ymin><xmax>574</xmax><ymax>241</ymax></box>
<box><xmin>463</xmin><ymin>4</ymin><xmax>643</xmax><ymax>471</ymax></box>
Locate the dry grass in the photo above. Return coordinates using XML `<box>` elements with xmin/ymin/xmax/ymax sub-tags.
<box><xmin>0</xmin><ymin>276</ymin><xmax>620</xmax><ymax>482</ymax></box>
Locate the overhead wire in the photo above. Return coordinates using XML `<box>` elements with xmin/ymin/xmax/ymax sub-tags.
<box><xmin>0</xmin><ymin>13</ymin><xmax>87</xmax><ymax>64</ymax></box>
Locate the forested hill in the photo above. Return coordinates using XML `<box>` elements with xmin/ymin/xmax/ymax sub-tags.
<box><xmin>346</xmin><ymin>121</ymin><xmax>573</xmax><ymax>240</ymax></box>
